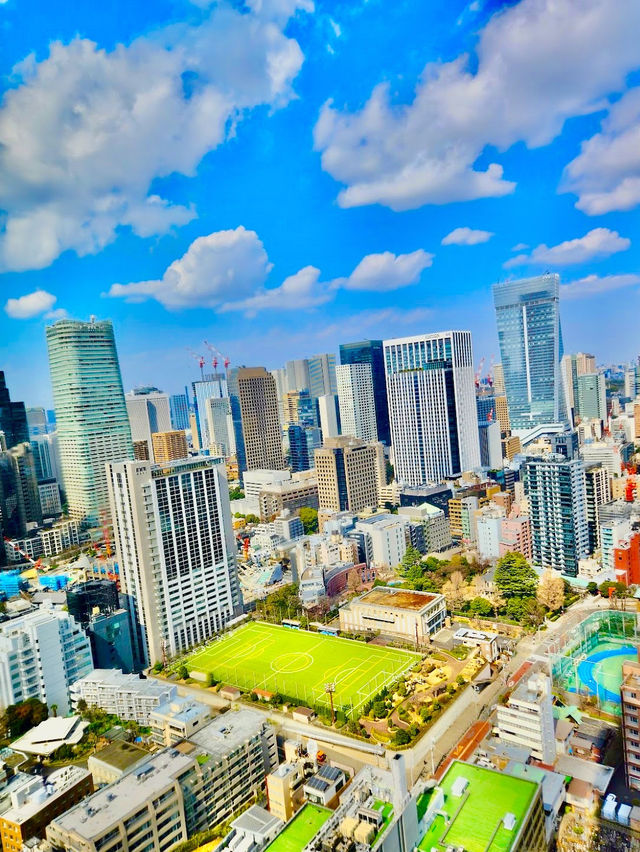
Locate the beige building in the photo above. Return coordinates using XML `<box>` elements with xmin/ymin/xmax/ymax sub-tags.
<box><xmin>88</xmin><ymin>741</ymin><xmax>150</xmax><ymax>787</ymax></box>
<box><xmin>150</xmin><ymin>695</ymin><xmax>211</xmax><ymax>746</ymax></box>
<box><xmin>315</xmin><ymin>436</ymin><xmax>384</xmax><ymax>515</ymax></box>
<box><xmin>338</xmin><ymin>586</ymin><xmax>446</xmax><ymax>644</ymax></box>
<box><xmin>152</xmin><ymin>430</ymin><xmax>188</xmax><ymax>463</ymax></box>
<box><xmin>495</xmin><ymin>394</ymin><xmax>510</xmax><ymax>434</ymax></box>
<box><xmin>621</xmin><ymin>660</ymin><xmax>640</xmax><ymax>790</ymax></box>
<box><xmin>258</xmin><ymin>473</ymin><xmax>318</xmax><ymax>521</ymax></box>
<box><xmin>237</xmin><ymin>367</ymin><xmax>285</xmax><ymax>471</ymax></box>
<box><xmin>266</xmin><ymin>762</ymin><xmax>304</xmax><ymax>822</ymax></box>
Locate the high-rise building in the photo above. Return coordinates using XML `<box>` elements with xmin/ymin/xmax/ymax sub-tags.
<box><xmin>585</xmin><ymin>464</ymin><xmax>610</xmax><ymax>553</ymax></box>
<box><xmin>30</xmin><ymin>433</ymin><xmax>60</xmax><ymax>483</ymax></box>
<box><xmin>335</xmin><ymin>363</ymin><xmax>378</xmax><ymax>443</ymax></box>
<box><xmin>237</xmin><ymin>368</ymin><xmax>285</xmax><ymax>471</ymax></box>
<box><xmin>496</xmin><ymin>672</ymin><xmax>556</xmax><ymax>765</ymax></box>
<box><xmin>0</xmin><ymin>606</ymin><xmax>93</xmax><ymax>714</ymax></box>
<box><xmin>523</xmin><ymin>454</ymin><xmax>589</xmax><ymax>576</ymax></box>
<box><xmin>339</xmin><ymin>340</ymin><xmax>391</xmax><ymax>445</ymax></box>
<box><xmin>494</xmin><ymin>275</ymin><xmax>568</xmax><ymax>434</ymax></box>
<box><xmin>151</xmin><ymin>430</ymin><xmax>188</xmax><ymax>464</ymax></box>
<box><xmin>107</xmin><ymin>457</ymin><xmax>242</xmax><ymax>664</ymax></box>
<box><xmin>226</xmin><ymin>368</ymin><xmax>247</xmax><ymax>475</ymax></box>
<box><xmin>478</xmin><ymin>421</ymin><xmax>502</xmax><ymax>468</ymax></box>
<box><xmin>384</xmin><ymin>331</ymin><xmax>480</xmax><ymax>485</ymax></box>
<box><xmin>287</xmin><ymin>424</ymin><xmax>321</xmax><ymax>472</ymax></box>
<box><xmin>26</xmin><ymin>406</ymin><xmax>47</xmax><ymax>437</ymax></box>
<box><xmin>0</xmin><ymin>443</ymin><xmax>43</xmax><ymax>547</ymax></box>
<box><xmin>620</xmin><ymin>660</ymin><xmax>640</xmax><ymax>791</ymax></box>
<box><xmin>125</xmin><ymin>388</ymin><xmax>171</xmax><ymax>459</ymax></box>
<box><xmin>46</xmin><ymin>319</ymin><xmax>133</xmax><ymax>526</ymax></box>
<box><xmin>624</xmin><ymin>368</ymin><xmax>637</xmax><ymax>400</ymax></box>
<box><xmin>169</xmin><ymin>393</ymin><xmax>190</xmax><ymax>431</ymax></box>
<box><xmin>204</xmin><ymin>397</ymin><xmax>235</xmax><ymax>458</ymax></box>
<box><xmin>192</xmin><ymin>374</ymin><xmax>228</xmax><ymax>448</ymax></box>
<box><xmin>308</xmin><ymin>353</ymin><xmax>337</xmax><ymax>398</ymax></box>
<box><xmin>0</xmin><ymin>372</ymin><xmax>28</xmax><ymax>450</ymax></box>
<box><xmin>314</xmin><ymin>436</ymin><xmax>384</xmax><ymax>513</ymax></box>
<box><xmin>284</xmin><ymin>358</ymin><xmax>311</xmax><ymax>393</ymax></box>
<box><xmin>575</xmin><ymin>373</ymin><xmax>607</xmax><ymax>422</ymax></box>
<box><xmin>317</xmin><ymin>394</ymin><xmax>340</xmax><ymax>440</ymax></box>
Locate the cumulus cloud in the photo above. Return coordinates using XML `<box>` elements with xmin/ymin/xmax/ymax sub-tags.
<box><xmin>441</xmin><ymin>227</ymin><xmax>494</xmax><ymax>246</ymax></box>
<box><xmin>560</xmin><ymin>273</ymin><xmax>640</xmax><ymax>300</ymax></box>
<box><xmin>504</xmin><ymin>227</ymin><xmax>630</xmax><ymax>268</ymax></box>
<box><xmin>4</xmin><ymin>289</ymin><xmax>57</xmax><ymax>319</ymax></box>
<box><xmin>0</xmin><ymin>1</ymin><xmax>310</xmax><ymax>271</ymax></box>
<box><xmin>313</xmin><ymin>0</ymin><xmax>640</xmax><ymax>210</ymax></box>
<box><xmin>562</xmin><ymin>87</ymin><xmax>640</xmax><ymax>214</ymax></box>
<box><xmin>109</xmin><ymin>229</ymin><xmax>432</xmax><ymax>313</ymax></box>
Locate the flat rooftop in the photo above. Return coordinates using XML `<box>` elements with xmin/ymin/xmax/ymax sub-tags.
<box><xmin>264</xmin><ymin>803</ymin><xmax>331</xmax><ymax>852</ymax></box>
<box><xmin>417</xmin><ymin>761</ymin><xmax>538</xmax><ymax>852</ymax></box>
<box><xmin>359</xmin><ymin>586</ymin><xmax>438</xmax><ymax>610</ymax></box>
<box><xmin>187</xmin><ymin>709</ymin><xmax>266</xmax><ymax>764</ymax></box>
<box><xmin>89</xmin><ymin>741</ymin><xmax>149</xmax><ymax>772</ymax></box>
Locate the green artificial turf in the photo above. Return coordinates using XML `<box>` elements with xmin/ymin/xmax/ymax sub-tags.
<box><xmin>264</xmin><ymin>804</ymin><xmax>331</xmax><ymax>851</ymax></box>
<box><xmin>185</xmin><ymin>621</ymin><xmax>419</xmax><ymax>716</ymax></box>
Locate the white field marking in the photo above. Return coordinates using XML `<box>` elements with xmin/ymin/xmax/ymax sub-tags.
<box><xmin>270</xmin><ymin>652</ymin><xmax>315</xmax><ymax>674</ymax></box>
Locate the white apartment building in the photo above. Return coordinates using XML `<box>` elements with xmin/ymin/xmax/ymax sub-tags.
<box><xmin>71</xmin><ymin>670</ymin><xmax>175</xmax><ymax>725</ymax></box>
<box><xmin>0</xmin><ymin>606</ymin><xmax>93</xmax><ymax>714</ymax></box>
<box><xmin>476</xmin><ymin>507</ymin><xmax>506</xmax><ymax>561</ymax></box>
<box><xmin>397</xmin><ymin>502</ymin><xmax>451</xmax><ymax>552</ymax></box>
<box><xmin>150</xmin><ymin>695</ymin><xmax>211</xmax><ymax>746</ymax></box>
<box><xmin>205</xmin><ymin>397</ymin><xmax>236</xmax><ymax>457</ymax></box>
<box><xmin>354</xmin><ymin>514</ymin><xmax>408</xmax><ymax>569</ymax></box>
<box><xmin>107</xmin><ymin>457</ymin><xmax>242</xmax><ymax>666</ymax></box>
<box><xmin>496</xmin><ymin>672</ymin><xmax>556</xmax><ymax>765</ymax></box>
<box><xmin>384</xmin><ymin>331</ymin><xmax>480</xmax><ymax>486</ymax></box>
<box><xmin>580</xmin><ymin>441</ymin><xmax>623</xmax><ymax>478</ymax></box>
<box><xmin>125</xmin><ymin>389</ymin><xmax>172</xmax><ymax>460</ymax></box>
<box><xmin>335</xmin><ymin>363</ymin><xmax>378</xmax><ymax>443</ymax></box>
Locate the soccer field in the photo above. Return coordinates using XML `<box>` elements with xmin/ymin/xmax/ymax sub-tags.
<box><xmin>185</xmin><ymin>621</ymin><xmax>421</xmax><ymax>717</ymax></box>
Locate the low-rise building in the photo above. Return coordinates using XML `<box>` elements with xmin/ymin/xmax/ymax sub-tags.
<box><xmin>453</xmin><ymin>627</ymin><xmax>499</xmax><ymax>662</ymax></box>
<box><xmin>11</xmin><ymin>716</ymin><xmax>88</xmax><ymax>758</ymax></box>
<box><xmin>266</xmin><ymin>762</ymin><xmax>305</xmax><ymax>822</ymax></box>
<box><xmin>225</xmin><ymin>805</ymin><xmax>283</xmax><ymax>851</ymax></box>
<box><xmin>150</xmin><ymin>695</ymin><xmax>211</xmax><ymax>746</ymax></box>
<box><xmin>88</xmin><ymin>741</ymin><xmax>151</xmax><ymax>787</ymax></box>
<box><xmin>397</xmin><ymin>502</ymin><xmax>451</xmax><ymax>553</ymax></box>
<box><xmin>70</xmin><ymin>670</ymin><xmax>174</xmax><ymax>725</ymax></box>
<box><xmin>338</xmin><ymin>586</ymin><xmax>446</xmax><ymax>644</ymax></box>
<box><xmin>496</xmin><ymin>672</ymin><xmax>556</xmax><ymax>765</ymax></box>
<box><xmin>303</xmin><ymin>765</ymin><xmax>346</xmax><ymax>807</ymax></box>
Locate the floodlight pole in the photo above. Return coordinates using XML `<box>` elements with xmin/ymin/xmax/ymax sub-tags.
<box><xmin>325</xmin><ymin>682</ymin><xmax>336</xmax><ymax>725</ymax></box>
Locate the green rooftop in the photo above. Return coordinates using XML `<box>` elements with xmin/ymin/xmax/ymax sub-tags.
<box><xmin>417</xmin><ymin>761</ymin><xmax>538</xmax><ymax>852</ymax></box>
<box><xmin>371</xmin><ymin>800</ymin><xmax>394</xmax><ymax>842</ymax></box>
<box><xmin>264</xmin><ymin>804</ymin><xmax>332</xmax><ymax>852</ymax></box>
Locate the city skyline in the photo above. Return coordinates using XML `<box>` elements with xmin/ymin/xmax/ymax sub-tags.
<box><xmin>2</xmin><ymin>0</ymin><xmax>640</xmax><ymax>404</ymax></box>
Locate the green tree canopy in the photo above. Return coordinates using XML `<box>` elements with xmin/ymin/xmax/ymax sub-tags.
<box><xmin>469</xmin><ymin>597</ymin><xmax>493</xmax><ymax>617</ymax></box>
<box><xmin>599</xmin><ymin>580</ymin><xmax>627</xmax><ymax>597</ymax></box>
<box><xmin>299</xmin><ymin>507</ymin><xmax>318</xmax><ymax>535</ymax></box>
<box><xmin>494</xmin><ymin>552</ymin><xmax>538</xmax><ymax>599</ymax></box>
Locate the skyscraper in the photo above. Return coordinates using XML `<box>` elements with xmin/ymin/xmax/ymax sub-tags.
<box><xmin>523</xmin><ymin>454</ymin><xmax>589</xmax><ymax>576</ymax></box>
<box><xmin>314</xmin><ymin>436</ymin><xmax>385</xmax><ymax>513</ymax></box>
<box><xmin>0</xmin><ymin>372</ymin><xmax>28</xmax><ymax>449</ymax></box>
<box><xmin>384</xmin><ymin>331</ymin><xmax>480</xmax><ymax>485</ymax></box>
<box><xmin>236</xmin><ymin>368</ymin><xmax>285</xmax><ymax>471</ymax></box>
<box><xmin>575</xmin><ymin>373</ymin><xmax>607</xmax><ymax>422</ymax></box>
<box><xmin>169</xmin><ymin>393</ymin><xmax>190</xmax><ymax>431</ymax></box>
<box><xmin>107</xmin><ymin>457</ymin><xmax>242</xmax><ymax>664</ymax></box>
<box><xmin>46</xmin><ymin>319</ymin><xmax>133</xmax><ymax>526</ymax></box>
<box><xmin>308</xmin><ymin>353</ymin><xmax>337</xmax><ymax>398</ymax></box>
<box><xmin>205</xmin><ymin>397</ymin><xmax>235</xmax><ymax>458</ymax></box>
<box><xmin>192</xmin><ymin>374</ymin><xmax>228</xmax><ymax>449</ymax></box>
<box><xmin>493</xmin><ymin>274</ymin><xmax>568</xmax><ymax>434</ymax></box>
<box><xmin>335</xmin><ymin>363</ymin><xmax>378</xmax><ymax>443</ymax></box>
<box><xmin>317</xmin><ymin>394</ymin><xmax>340</xmax><ymax>440</ymax></box>
<box><xmin>125</xmin><ymin>388</ymin><xmax>172</xmax><ymax>459</ymax></box>
<box><xmin>339</xmin><ymin>339</ymin><xmax>391</xmax><ymax>445</ymax></box>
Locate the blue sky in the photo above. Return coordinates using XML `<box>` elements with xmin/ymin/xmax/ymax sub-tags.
<box><xmin>1</xmin><ymin>0</ymin><xmax>639</xmax><ymax>406</ymax></box>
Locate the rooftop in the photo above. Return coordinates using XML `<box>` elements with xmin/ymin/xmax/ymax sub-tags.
<box><xmin>359</xmin><ymin>586</ymin><xmax>439</xmax><ymax>611</ymax></box>
<box><xmin>417</xmin><ymin>761</ymin><xmax>539</xmax><ymax>852</ymax></box>
<box><xmin>187</xmin><ymin>709</ymin><xmax>267</xmax><ymax>764</ymax></box>
<box><xmin>73</xmin><ymin>669</ymin><xmax>173</xmax><ymax>698</ymax></box>
<box><xmin>264</xmin><ymin>803</ymin><xmax>331</xmax><ymax>852</ymax></box>
<box><xmin>2</xmin><ymin>766</ymin><xmax>91</xmax><ymax>825</ymax></box>
<box><xmin>88</xmin><ymin>741</ymin><xmax>149</xmax><ymax>772</ymax></box>
<box><xmin>150</xmin><ymin>695</ymin><xmax>210</xmax><ymax>725</ymax></box>
<box><xmin>12</xmin><ymin>716</ymin><xmax>88</xmax><ymax>757</ymax></box>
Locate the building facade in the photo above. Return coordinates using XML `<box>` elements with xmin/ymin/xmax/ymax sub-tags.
<box><xmin>0</xmin><ymin>372</ymin><xmax>28</xmax><ymax>451</ymax></box>
<box><xmin>339</xmin><ymin>339</ymin><xmax>391</xmax><ymax>445</ymax></box>
<box><xmin>315</xmin><ymin>436</ymin><xmax>384</xmax><ymax>514</ymax></box>
<box><xmin>46</xmin><ymin>319</ymin><xmax>133</xmax><ymax>526</ymax></box>
<box><xmin>151</xmin><ymin>431</ymin><xmax>188</xmax><ymax>464</ymax></box>
<box><xmin>237</xmin><ymin>368</ymin><xmax>285</xmax><ymax>471</ymax></box>
<box><xmin>384</xmin><ymin>331</ymin><xmax>480</xmax><ymax>485</ymax></box>
<box><xmin>496</xmin><ymin>672</ymin><xmax>556</xmax><ymax>764</ymax></box>
<box><xmin>71</xmin><ymin>670</ymin><xmax>174</xmax><ymax>725</ymax></box>
<box><xmin>125</xmin><ymin>389</ymin><xmax>172</xmax><ymax>460</ymax></box>
<box><xmin>335</xmin><ymin>363</ymin><xmax>378</xmax><ymax>443</ymax></box>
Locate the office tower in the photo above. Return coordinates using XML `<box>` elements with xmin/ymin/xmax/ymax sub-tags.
<box><xmin>192</xmin><ymin>373</ymin><xmax>227</xmax><ymax>448</ymax></box>
<box><xmin>335</xmin><ymin>363</ymin><xmax>378</xmax><ymax>442</ymax></box>
<box><xmin>107</xmin><ymin>457</ymin><xmax>242</xmax><ymax>664</ymax></box>
<box><xmin>622</xmin><ymin>661</ymin><xmax>640</xmax><ymax>791</ymax></box>
<box><xmin>285</xmin><ymin>358</ymin><xmax>311</xmax><ymax>393</ymax></box>
<box><xmin>287</xmin><ymin>423</ymin><xmax>321</xmax><ymax>472</ymax></box>
<box><xmin>315</xmin><ymin>436</ymin><xmax>385</xmax><ymax>513</ymax></box>
<box><xmin>523</xmin><ymin>454</ymin><xmax>589</xmax><ymax>576</ymax></box>
<box><xmin>236</xmin><ymin>368</ymin><xmax>285</xmax><ymax>471</ymax></box>
<box><xmin>585</xmin><ymin>464</ymin><xmax>610</xmax><ymax>553</ymax></box>
<box><xmin>204</xmin><ymin>397</ymin><xmax>235</xmax><ymax>458</ymax></box>
<box><xmin>46</xmin><ymin>318</ymin><xmax>133</xmax><ymax>526</ymax></box>
<box><xmin>0</xmin><ymin>443</ymin><xmax>42</xmax><ymax>543</ymax></box>
<box><xmin>151</xmin><ymin>430</ymin><xmax>189</xmax><ymax>463</ymax></box>
<box><xmin>496</xmin><ymin>672</ymin><xmax>556</xmax><ymax>764</ymax></box>
<box><xmin>0</xmin><ymin>606</ymin><xmax>93</xmax><ymax>714</ymax></box>
<box><xmin>26</xmin><ymin>406</ymin><xmax>47</xmax><ymax>437</ymax></box>
<box><xmin>30</xmin><ymin>433</ymin><xmax>60</xmax><ymax>483</ymax></box>
<box><xmin>226</xmin><ymin>368</ymin><xmax>247</xmax><ymax>475</ymax></box>
<box><xmin>576</xmin><ymin>352</ymin><xmax>596</xmax><ymax>375</ymax></box>
<box><xmin>478</xmin><ymin>420</ymin><xmax>502</xmax><ymax>468</ymax></box>
<box><xmin>169</xmin><ymin>393</ymin><xmax>189</xmax><ymax>431</ymax></box>
<box><xmin>125</xmin><ymin>387</ymin><xmax>171</xmax><ymax>459</ymax></box>
<box><xmin>492</xmin><ymin>363</ymin><xmax>505</xmax><ymax>394</ymax></box>
<box><xmin>283</xmin><ymin>390</ymin><xmax>317</xmax><ymax>427</ymax></box>
<box><xmin>494</xmin><ymin>274</ymin><xmax>568</xmax><ymax>434</ymax></box>
<box><xmin>39</xmin><ymin>480</ymin><xmax>62</xmax><ymax>516</ymax></box>
<box><xmin>625</xmin><ymin>368</ymin><xmax>637</xmax><ymax>400</ymax></box>
<box><xmin>575</xmin><ymin>373</ymin><xmax>607</xmax><ymax>421</ymax></box>
<box><xmin>384</xmin><ymin>331</ymin><xmax>480</xmax><ymax>485</ymax></box>
<box><xmin>0</xmin><ymin>372</ymin><xmax>28</xmax><ymax>449</ymax></box>
<box><xmin>308</xmin><ymin>353</ymin><xmax>337</xmax><ymax>398</ymax></box>
<box><xmin>133</xmin><ymin>440</ymin><xmax>150</xmax><ymax>460</ymax></box>
<box><xmin>339</xmin><ymin>339</ymin><xmax>391</xmax><ymax>445</ymax></box>
<box><xmin>317</xmin><ymin>394</ymin><xmax>340</xmax><ymax>440</ymax></box>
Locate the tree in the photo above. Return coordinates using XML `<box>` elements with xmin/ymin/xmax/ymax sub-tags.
<box><xmin>245</xmin><ymin>513</ymin><xmax>260</xmax><ymax>525</ymax></box>
<box><xmin>522</xmin><ymin>597</ymin><xmax>546</xmax><ymax>627</ymax></box>
<box><xmin>394</xmin><ymin>728</ymin><xmax>411</xmax><ymax>746</ymax></box>
<box><xmin>400</xmin><ymin>546</ymin><xmax>423</xmax><ymax>575</ymax></box>
<box><xmin>469</xmin><ymin>597</ymin><xmax>493</xmax><ymax>617</ymax></box>
<box><xmin>587</xmin><ymin>581</ymin><xmax>598</xmax><ymax>596</ymax></box>
<box><xmin>599</xmin><ymin>580</ymin><xmax>626</xmax><ymax>598</ymax></box>
<box><xmin>442</xmin><ymin>571</ymin><xmax>467</xmax><ymax>611</ymax></box>
<box><xmin>536</xmin><ymin>570</ymin><xmax>565</xmax><ymax>611</ymax></box>
<box><xmin>3</xmin><ymin>698</ymin><xmax>48</xmax><ymax>739</ymax></box>
<box><xmin>178</xmin><ymin>665</ymin><xmax>189</xmax><ymax>680</ymax></box>
<box><xmin>76</xmin><ymin>698</ymin><xmax>88</xmax><ymax>716</ymax></box>
<box><xmin>229</xmin><ymin>486</ymin><xmax>244</xmax><ymax>500</ymax></box>
<box><xmin>494</xmin><ymin>552</ymin><xmax>538</xmax><ymax>599</ymax></box>
<box><xmin>299</xmin><ymin>507</ymin><xmax>318</xmax><ymax>535</ymax></box>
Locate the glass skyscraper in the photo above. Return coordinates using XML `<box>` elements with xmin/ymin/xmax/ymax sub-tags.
<box><xmin>339</xmin><ymin>339</ymin><xmax>391</xmax><ymax>445</ymax></box>
<box><xmin>493</xmin><ymin>274</ymin><xmax>568</xmax><ymax>433</ymax></box>
<box><xmin>46</xmin><ymin>318</ymin><xmax>133</xmax><ymax>526</ymax></box>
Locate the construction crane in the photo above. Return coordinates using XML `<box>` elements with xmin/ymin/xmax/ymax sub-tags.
<box><xmin>487</xmin><ymin>354</ymin><xmax>495</xmax><ymax>387</ymax></box>
<box><xmin>474</xmin><ymin>357</ymin><xmax>485</xmax><ymax>389</ymax></box>
<box><xmin>203</xmin><ymin>341</ymin><xmax>230</xmax><ymax>370</ymax></box>
<box><xmin>186</xmin><ymin>348</ymin><xmax>206</xmax><ymax>380</ymax></box>
<box><xmin>3</xmin><ymin>537</ymin><xmax>42</xmax><ymax>571</ymax></box>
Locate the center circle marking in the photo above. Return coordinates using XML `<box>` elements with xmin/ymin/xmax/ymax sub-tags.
<box><xmin>270</xmin><ymin>652</ymin><xmax>313</xmax><ymax>674</ymax></box>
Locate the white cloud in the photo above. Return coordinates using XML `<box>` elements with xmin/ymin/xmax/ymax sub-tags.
<box><xmin>0</xmin><ymin>1</ymin><xmax>310</xmax><ymax>272</ymax></box>
<box><xmin>108</xmin><ymin>227</ymin><xmax>272</xmax><ymax>308</ymax></box>
<box><xmin>503</xmin><ymin>227</ymin><xmax>630</xmax><ymax>268</ymax></box>
<box><xmin>339</xmin><ymin>249</ymin><xmax>433</xmax><ymax>291</ymax></box>
<box><xmin>511</xmin><ymin>242</ymin><xmax>529</xmax><ymax>251</ymax></box>
<box><xmin>563</xmin><ymin>87</ymin><xmax>640</xmax><ymax>214</ymax></box>
<box><xmin>4</xmin><ymin>289</ymin><xmax>57</xmax><ymax>319</ymax></box>
<box><xmin>314</xmin><ymin>0</ymin><xmax>640</xmax><ymax>210</ymax></box>
<box><xmin>109</xmin><ymin>229</ymin><xmax>432</xmax><ymax>313</ymax></box>
<box><xmin>441</xmin><ymin>227</ymin><xmax>493</xmax><ymax>246</ymax></box>
<box><xmin>560</xmin><ymin>273</ymin><xmax>640</xmax><ymax>300</ymax></box>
